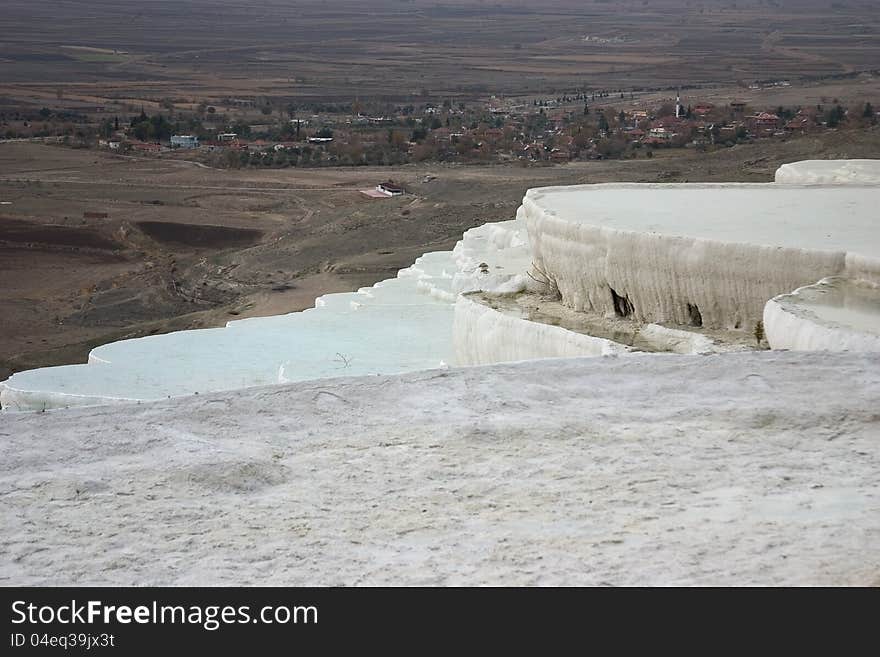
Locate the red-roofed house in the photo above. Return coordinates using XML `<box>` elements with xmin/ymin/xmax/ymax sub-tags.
<box><xmin>749</xmin><ymin>112</ymin><xmax>781</xmax><ymax>136</ymax></box>
<box><xmin>130</xmin><ymin>141</ymin><xmax>162</xmax><ymax>153</ymax></box>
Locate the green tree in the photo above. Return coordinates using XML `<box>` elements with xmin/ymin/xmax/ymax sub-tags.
<box><xmin>128</xmin><ymin>112</ymin><xmax>173</xmax><ymax>141</ymax></box>
<box><xmin>826</xmin><ymin>104</ymin><xmax>846</xmax><ymax>128</ymax></box>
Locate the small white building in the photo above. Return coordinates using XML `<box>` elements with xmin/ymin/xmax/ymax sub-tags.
<box><xmin>649</xmin><ymin>127</ymin><xmax>673</xmax><ymax>140</ymax></box>
<box><xmin>170</xmin><ymin>134</ymin><xmax>199</xmax><ymax>149</ymax></box>
<box><xmin>376</xmin><ymin>181</ymin><xmax>404</xmax><ymax>196</ymax></box>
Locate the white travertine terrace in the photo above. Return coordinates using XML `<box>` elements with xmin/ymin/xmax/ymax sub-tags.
<box><xmin>452</xmin><ymin>293</ymin><xmax>722</xmax><ymax>365</ymax></box>
<box><xmin>635</xmin><ymin>323</ymin><xmax>717</xmax><ymax>354</ymax></box>
<box><xmin>453</xmin><ymin>293</ymin><xmax>631</xmax><ymax>366</ymax></box>
<box><xmin>764</xmin><ymin>277</ymin><xmax>880</xmax><ymax>352</ymax></box>
<box><xmin>774</xmin><ymin>159</ymin><xmax>880</xmax><ymax>185</ymax></box>
<box><xmin>5</xmin><ymin>159</ymin><xmax>880</xmax><ymax>586</ymax></box>
<box><xmin>3</xmin><ymin>159</ymin><xmax>880</xmax><ymax>411</ymax></box>
<box><xmin>522</xmin><ymin>183</ymin><xmax>880</xmax><ymax>329</ymax></box>
<box><xmin>0</xmin><ymin>220</ymin><xmax>531</xmax><ymax>411</ymax></box>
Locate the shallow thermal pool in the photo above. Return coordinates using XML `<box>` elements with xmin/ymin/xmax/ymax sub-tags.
<box><xmin>527</xmin><ymin>184</ymin><xmax>880</xmax><ymax>256</ymax></box>
<box><xmin>0</xmin><ymin>220</ymin><xmax>531</xmax><ymax>410</ymax></box>
<box><xmin>781</xmin><ymin>278</ymin><xmax>880</xmax><ymax>335</ymax></box>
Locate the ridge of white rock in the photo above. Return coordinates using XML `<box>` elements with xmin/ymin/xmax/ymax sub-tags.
<box><xmin>4</xmin><ymin>352</ymin><xmax>879</xmax><ymax>585</ymax></box>
<box><xmin>774</xmin><ymin>159</ymin><xmax>880</xmax><ymax>185</ymax></box>
<box><xmin>452</xmin><ymin>291</ymin><xmax>725</xmax><ymax>365</ymax></box>
<box><xmin>522</xmin><ymin>183</ymin><xmax>880</xmax><ymax>329</ymax></box>
<box><xmin>764</xmin><ymin>277</ymin><xmax>880</xmax><ymax>351</ymax></box>
<box><xmin>453</xmin><ymin>293</ymin><xmax>632</xmax><ymax>366</ymax></box>
<box><xmin>636</xmin><ymin>323</ymin><xmax>718</xmax><ymax>354</ymax></box>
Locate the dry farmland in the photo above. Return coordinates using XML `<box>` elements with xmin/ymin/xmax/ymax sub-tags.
<box><xmin>1</xmin><ymin>0</ymin><xmax>879</xmax><ymax>110</ymax></box>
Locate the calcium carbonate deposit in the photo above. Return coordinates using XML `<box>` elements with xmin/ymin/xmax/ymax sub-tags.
<box><xmin>3</xmin><ymin>159</ymin><xmax>880</xmax><ymax>587</ymax></box>
<box><xmin>522</xmin><ymin>183</ymin><xmax>880</xmax><ymax>328</ymax></box>
<box><xmin>452</xmin><ymin>293</ymin><xmax>633</xmax><ymax>366</ymax></box>
<box><xmin>764</xmin><ymin>277</ymin><xmax>880</xmax><ymax>352</ymax></box>
<box><xmin>2</xmin><ymin>159</ymin><xmax>880</xmax><ymax>411</ymax></box>
<box><xmin>3</xmin><ymin>352</ymin><xmax>879</xmax><ymax>585</ymax></box>
<box><xmin>774</xmin><ymin>159</ymin><xmax>880</xmax><ymax>185</ymax></box>
<box><xmin>0</xmin><ymin>220</ymin><xmax>531</xmax><ymax>410</ymax></box>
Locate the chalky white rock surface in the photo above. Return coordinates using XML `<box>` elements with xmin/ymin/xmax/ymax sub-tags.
<box><xmin>453</xmin><ymin>293</ymin><xmax>631</xmax><ymax>366</ymax></box>
<box><xmin>774</xmin><ymin>159</ymin><xmax>880</xmax><ymax>185</ymax></box>
<box><xmin>636</xmin><ymin>323</ymin><xmax>718</xmax><ymax>354</ymax></box>
<box><xmin>2</xmin><ymin>352</ymin><xmax>879</xmax><ymax>586</ymax></box>
<box><xmin>522</xmin><ymin>183</ymin><xmax>880</xmax><ymax>329</ymax></box>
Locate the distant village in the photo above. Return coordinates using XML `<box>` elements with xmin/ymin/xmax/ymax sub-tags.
<box><xmin>3</xmin><ymin>88</ymin><xmax>877</xmax><ymax>168</ymax></box>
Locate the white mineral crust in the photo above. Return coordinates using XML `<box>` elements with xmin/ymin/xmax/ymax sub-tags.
<box><xmin>3</xmin><ymin>352</ymin><xmax>878</xmax><ymax>585</ymax></box>
<box><xmin>522</xmin><ymin>183</ymin><xmax>880</xmax><ymax>329</ymax></box>
<box><xmin>774</xmin><ymin>159</ymin><xmax>880</xmax><ymax>185</ymax></box>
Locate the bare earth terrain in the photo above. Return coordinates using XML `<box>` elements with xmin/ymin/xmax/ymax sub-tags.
<box><xmin>2</xmin><ymin>1</ymin><xmax>879</xmax><ymax>104</ymax></box>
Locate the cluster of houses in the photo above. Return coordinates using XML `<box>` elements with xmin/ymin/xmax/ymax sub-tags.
<box><xmin>98</xmin><ymin>129</ymin><xmax>343</xmax><ymax>155</ymax></box>
<box><xmin>498</xmin><ymin>98</ymin><xmax>854</xmax><ymax>162</ymax></box>
<box><xmin>93</xmin><ymin>92</ymin><xmax>874</xmax><ymax>165</ymax></box>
